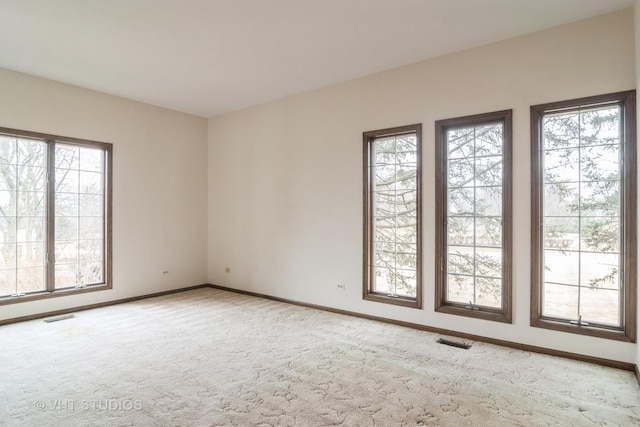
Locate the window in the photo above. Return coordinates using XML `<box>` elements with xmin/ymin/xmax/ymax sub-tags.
<box><xmin>531</xmin><ymin>91</ymin><xmax>636</xmax><ymax>342</ymax></box>
<box><xmin>435</xmin><ymin>110</ymin><xmax>512</xmax><ymax>323</ymax></box>
<box><xmin>0</xmin><ymin>127</ymin><xmax>112</xmax><ymax>304</ymax></box>
<box><xmin>363</xmin><ymin>124</ymin><xmax>422</xmax><ymax>308</ymax></box>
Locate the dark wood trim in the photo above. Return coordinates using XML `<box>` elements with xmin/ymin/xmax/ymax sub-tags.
<box><xmin>208</xmin><ymin>284</ymin><xmax>635</xmax><ymax>372</ymax></box>
<box><xmin>434</xmin><ymin>110</ymin><xmax>513</xmax><ymax>323</ymax></box>
<box><xmin>636</xmin><ymin>364</ymin><xmax>640</xmax><ymax>386</ymax></box>
<box><xmin>0</xmin><ymin>284</ymin><xmax>211</xmax><ymax>326</ymax></box>
<box><xmin>1</xmin><ymin>282</ymin><xmax>634</xmax><ymax>372</ymax></box>
<box><xmin>530</xmin><ymin>90</ymin><xmax>636</xmax><ymax>343</ymax></box>
<box><xmin>362</xmin><ymin>123</ymin><xmax>422</xmax><ymax>309</ymax></box>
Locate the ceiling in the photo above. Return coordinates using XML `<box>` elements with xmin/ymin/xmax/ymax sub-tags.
<box><xmin>0</xmin><ymin>0</ymin><xmax>634</xmax><ymax>117</ymax></box>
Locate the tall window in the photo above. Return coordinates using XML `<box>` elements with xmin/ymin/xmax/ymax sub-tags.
<box><xmin>363</xmin><ymin>124</ymin><xmax>422</xmax><ymax>308</ymax></box>
<box><xmin>435</xmin><ymin>111</ymin><xmax>512</xmax><ymax>323</ymax></box>
<box><xmin>0</xmin><ymin>127</ymin><xmax>112</xmax><ymax>304</ymax></box>
<box><xmin>531</xmin><ymin>91</ymin><xmax>636</xmax><ymax>342</ymax></box>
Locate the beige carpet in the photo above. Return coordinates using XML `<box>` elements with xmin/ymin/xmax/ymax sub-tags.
<box><xmin>1</xmin><ymin>288</ymin><xmax>638</xmax><ymax>426</ymax></box>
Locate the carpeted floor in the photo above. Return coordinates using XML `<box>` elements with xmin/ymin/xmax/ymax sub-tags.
<box><xmin>1</xmin><ymin>288</ymin><xmax>638</xmax><ymax>426</ymax></box>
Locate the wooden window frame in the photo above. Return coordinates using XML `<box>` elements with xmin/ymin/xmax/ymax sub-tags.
<box><xmin>435</xmin><ymin>110</ymin><xmax>513</xmax><ymax>323</ymax></box>
<box><xmin>530</xmin><ymin>91</ymin><xmax>636</xmax><ymax>342</ymax></box>
<box><xmin>363</xmin><ymin>124</ymin><xmax>422</xmax><ymax>309</ymax></box>
<box><xmin>0</xmin><ymin>127</ymin><xmax>113</xmax><ymax>305</ymax></box>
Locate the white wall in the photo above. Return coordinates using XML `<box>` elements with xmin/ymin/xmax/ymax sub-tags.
<box><xmin>208</xmin><ymin>10</ymin><xmax>637</xmax><ymax>363</ymax></box>
<box><xmin>0</xmin><ymin>68</ymin><xmax>208</xmax><ymax>321</ymax></box>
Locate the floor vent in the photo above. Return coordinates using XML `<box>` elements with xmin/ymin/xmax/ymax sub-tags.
<box><xmin>437</xmin><ymin>338</ymin><xmax>471</xmax><ymax>350</ymax></box>
<box><xmin>43</xmin><ymin>314</ymin><xmax>75</xmax><ymax>323</ymax></box>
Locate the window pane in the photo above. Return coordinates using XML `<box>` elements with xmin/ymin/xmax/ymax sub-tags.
<box><xmin>438</xmin><ymin>113</ymin><xmax>510</xmax><ymax>317</ymax></box>
<box><xmin>54</xmin><ymin>143</ymin><xmax>105</xmax><ymax>290</ymax></box>
<box><xmin>0</xmin><ymin>136</ymin><xmax>46</xmax><ymax>296</ymax></box>
<box><xmin>365</xmin><ymin>125</ymin><xmax>421</xmax><ymax>306</ymax></box>
<box><xmin>538</xmin><ymin>101</ymin><xmax>627</xmax><ymax>329</ymax></box>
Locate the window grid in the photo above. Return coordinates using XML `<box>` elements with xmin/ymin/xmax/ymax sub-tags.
<box><xmin>540</xmin><ymin>106</ymin><xmax>622</xmax><ymax>327</ymax></box>
<box><xmin>531</xmin><ymin>90</ymin><xmax>636</xmax><ymax>342</ymax></box>
<box><xmin>435</xmin><ymin>110</ymin><xmax>512</xmax><ymax>323</ymax></box>
<box><xmin>363</xmin><ymin>124</ymin><xmax>422</xmax><ymax>309</ymax></box>
<box><xmin>0</xmin><ymin>127</ymin><xmax>112</xmax><ymax>305</ymax></box>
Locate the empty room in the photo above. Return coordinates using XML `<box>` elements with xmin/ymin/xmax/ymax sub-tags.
<box><xmin>1</xmin><ymin>0</ymin><xmax>640</xmax><ymax>425</ymax></box>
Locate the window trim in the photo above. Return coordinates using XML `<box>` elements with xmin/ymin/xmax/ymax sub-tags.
<box><xmin>530</xmin><ymin>91</ymin><xmax>636</xmax><ymax>342</ymax></box>
<box><xmin>363</xmin><ymin>123</ymin><xmax>422</xmax><ymax>309</ymax></box>
<box><xmin>0</xmin><ymin>127</ymin><xmax>113</xmax><ymax>305</ymax></box>
<box><xmin>434</xmin><ymin>110</ymin><xmax>513</xmax><ymax>323</ymax></box>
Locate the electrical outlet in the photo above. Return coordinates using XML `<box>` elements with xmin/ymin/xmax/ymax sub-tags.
<box><xmin>225</xmin><ymin>267</ymin><xmax>231</xmax><ymax>273</ymax></box>
<box><xmin>337</xmin><ymin>283</ymin><xmax>345</xmax><ymax>290</ymax></box>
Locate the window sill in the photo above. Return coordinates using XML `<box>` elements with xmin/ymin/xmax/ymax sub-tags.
<box><xmin>0</xmin><ymin>283</ymin><xmax>111</xmax><ymax>306</ymax></box>
<box><xmin>531</xmin><ymin>317</ymin><xmax>634</xmax><ymax>343</ymax></box>
<box><xmin>364</xmin><ymin>292</ymin><xmax>422</xmax><ymax>309</ymax></box>
<box><xmin>436</xmin><ymin>303</ymin><xmax>512</xmax><ymax>323</ymax></box>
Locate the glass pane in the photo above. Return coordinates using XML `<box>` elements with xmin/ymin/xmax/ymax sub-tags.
<box><xmin>55</xmin><ymin>145</ymin><xmax>79</xmax><ymax>169</ymax></box>
<box><xmin>79</xmin><ymin>171</ymin><xmax>103</xmax><ymax>195</ymax></box>
<box><xmin>394</xmin><ymin>268</ymin><xmax>416</xmax><ymax>297</ymax></box>
<box><xmin>475</xmin><ymin>186</ymin><xmax>501</xmax><ymax>216</ymax></box>
<box><xmin>448</xmin><ymin>217</ymin><xmax>473</xmax><ymax>246</ymax></box>
<box><xmin>79</xmin><ymin>147</ymin><xmax>104</xmax><ymax>172</ymax></box>
<box><xmin>543</xmin><ymin>112</ymin><xmax>579</xmax><ymax>150</ymax></box>
<box><xmin>17</xmin><ymin>139</ymin><xmax>46</xmax><ymax>167</ymax></box>
<box><xmin>542</xmin><ymin>283</ymin><xmax>578</xmax><ymax>319</ymax></box>
<box><xmin>17</xmin><ymin>191</ymin><xmax>45</xmax><ymax>217</ymax></box>
<box><xmin>476</xmin><ymin>277</ymin><xmax>501</xmax><ymax>308</ymax></box>
<box><xmin>0</xmin><ymin>243</ymin><xmax>16</xmax><ymax>269</ymax></box>
<box><xmin>55</xmin><ymin>192</ymin><xmax>79</xmax><ymax>216</ymax></box>
<box><xmin>544</xmin><ymin>183</ymin><xmax>579</xmax><ymax>216</ymax></box>
<box><xmin>580</xmin><ymin>106</ymin><xmax>619</xmax><ymax>146</ymax></box>
<box><xmin>475</xmin><ymin>247</ymin><xmax>501</xmax><ymax>278</ymax></box>
<box><xmin>543</xmin><ymin>249</ymin><xmax>578</xmax><ymax>286</ymax></box>
<box><xmin>17</xmin><ymin>166</ymin><xmax>46</xmax><ymax>192</ymax></box>
<box><xmin>55</xmin><ymin>241</ymin><xmax>78</xmax><ymax>264</ymax></box>
<box><xmin>447</xmin><ymin>274</ymin><xmax>474</xmax><ymax>303</ymax></box>
<box><xmin>55</xmin><ymin>217</ymin><xmax>78</xmax><ymax>241</ymax></box>
<box><xmin>448</xmin><ymin>247</ymin><xmax>474</xmax><ymax>275</ymax></box>
<box><xmin>580</xmin><ymin>217</ymin><xmax>619</xmax><ymax>253</ymax></box>
<box><xmin>55</xmin><ymin>263</ymin><xmax>78</xmax><ymax>288</ymax></box>
<box><xmin>475</xmin><ymin>123</ymin><xmax>503</xmax><ymax>156</ymax></box>
<box><xmin>580</xmin><ymin>252</ymin><xmax>619</xmax><ymax>290</ymax></box>
<box><xmin>0</xmin><ymin>165</ymin><xmax>16</xmax><ymax>190</ymax></box>
<box><xmin>476</xmin><ymin>217</ymin><xmax>501</xmax><ymax>247</ymax></box>
<box><xmin>580</xmin><ymin>180</ymin><xmax>619</xmax><ymax>217</ymax></box>
<box><xmin>79</xmin><ymin>194</ymin><xmax>103</xmax><ymax>217</ymax></box>
<box><xmin>544</xmin><ymin>148</ymin><xmax>579</xmax><ymax>183</ymax></box>
<box><xmin>79</xmin><ymin>217</ymin><xmax>103</xmax><ymax>240</ymax></box>
<box><xmin>580</xmin><ymin>287</ymin><xmax>619</xmax><ymax>326</ymax></box>
<box><xmin>0</xmin><ymin>269</ymin><xmax>17</xmax><ymax>295</ymax></box>
<box><xmin>16</xmin><ymin>242</ymin><xmax>45</xmax><ymax>268</ymax></box>
<box><xmin>580</xmin><ymin>144</ymin><xmax>619</xmax><ymax>182</ymax></box>
<box><xmin>448</xmin><ymin>159</ymin><xmax>474</xmax><ymax>187</ymax></box>
<box><xmin>17</xmin><ymin>217</ymin><xmax>45</xmax><ymax>243</ymax></box>
<box><xmin>395</xmin><ymin>243</ymin><xmax>417</xmax><ymax>271</ymax></box>
<box><xmin>475</xmin><ymin>156</ymin><xmax>502</xmax><ymax>186</ymax></box>
<box><xmin>0</xmin><ymin>136</ymin><xmax>17</xmax><ymax>164</ymax></box>
<box><xmin>16</xmin><ymin>266</ymin><xmax>45</xmax><ymax>294</ymax></box>
<box><xmin>373</xmin><ymin>266</ymin><xmax>394</xmax><ymax>294</ymax></box>
<box><xmin>448</xmin><ymin>187</ymin><xmax>474</xmax><ymax>216</ymax></box>
<box><xmin>56</xmin><ymin>169</ymin><xmax>79</xmax><ymax>193</ymax></box>
<box><xmin>0</xmin><ymin>191</ymin><xmax>17</xmax><ymax>217</ymax></box>
<box><xmin>447</xmin><ymin>128</ymin><xmax>474</xmax><ymax>159</ymax></box>
<box><xmin>543</xmin><ymin>217</ymin><xmax>579</xmax><ymax>251</ymax></box>
<box><xmin>79</xmin><ymin>262</ymin><xmax>103</xmax><ymax>285</ymax></box>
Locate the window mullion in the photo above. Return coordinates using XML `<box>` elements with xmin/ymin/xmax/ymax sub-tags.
<box><xmin>46</xmin><ymin>140</ymin><xmax>55</xmax><ymax>292</ymax></box>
